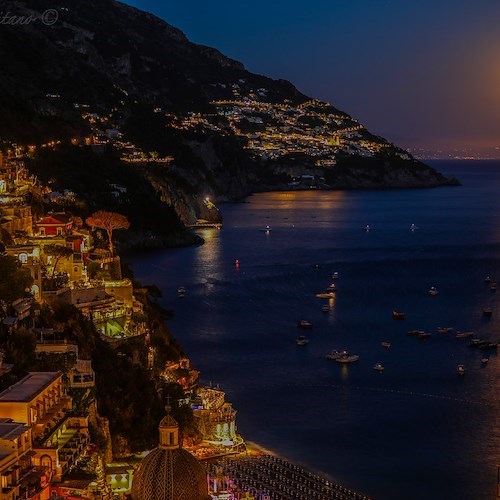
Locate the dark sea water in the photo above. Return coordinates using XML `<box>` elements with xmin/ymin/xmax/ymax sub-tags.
<box><xmin>130</xmin><ymin>161</ymin><xmax>500</xmax><ymax>500</ymax></box>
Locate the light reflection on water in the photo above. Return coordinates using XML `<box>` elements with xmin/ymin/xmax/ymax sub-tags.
<box><xmin>131</xmin><ymin>161</ymin><xmax>500</xmax><ymax>500</ymax></box>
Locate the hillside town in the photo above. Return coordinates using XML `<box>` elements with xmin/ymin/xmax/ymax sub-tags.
<box><xmin>0</xmin><ymin>151</ymin><xmax>370</xmax><ymax>499</ymax></box>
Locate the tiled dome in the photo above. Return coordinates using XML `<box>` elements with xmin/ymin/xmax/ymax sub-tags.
<box><xmin>131</xmin><ymin>446</ymin><xmax>208</xmax><ymax>500</ymax></box>
<box><xmin>131</xmin><ymin>405</ymin><xmax>208</xmax><ymax>500</ymax></box>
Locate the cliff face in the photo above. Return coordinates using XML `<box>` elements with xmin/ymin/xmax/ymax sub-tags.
<box><xmin>0</xmin><ymin>0</ymin><xmax>457</xmax><ymax>234</ymax></box>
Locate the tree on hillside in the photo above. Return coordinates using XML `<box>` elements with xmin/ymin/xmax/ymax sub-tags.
<box><xmin>43</xmin><ymin>244</ymin><xmax>73</xmax><ymax>279</ymax></box>
<box><xmin>0</xmin><ymin>255</ymin><xmax>33</xmax><ymax>304</ymax></box>
<box><xmin>86</xmin><ymin>211</ymin><xmax>130</xmax><ymax>257</ymax></box>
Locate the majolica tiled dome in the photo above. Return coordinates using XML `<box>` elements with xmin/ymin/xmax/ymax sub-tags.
<box><xmin>131</xmin><ymin>406</ymin><xmax>208</xmax><ymax>500</ymax></box>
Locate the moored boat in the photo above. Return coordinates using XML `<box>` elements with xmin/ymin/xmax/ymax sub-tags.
<box><xmin>316</xmin><ymin>292</ymin><xmax>335</xmax><ymax>299</ymax></box>
<box><xmin>407</xmin><ymin>330</ymin><xmax>426</xmax><ymax>336</ymax></box>
<box><xmin>484</xmin><ymin>276</ymin><xmax>492</xmax><ymax>283</ymax></box>
<box><xmin>325</xmin><ymin>284</ymin><xmax>337</xmax><ymax>293</ymax></box>
<box><xmin>296</xmin><ymin>335</ymin><xmax>310</xmax><ymax>346</ymax></box>
<box><xmin>373</xmin><ymin>363</ymin><xmax>385</xmax><ymax>372</ymax></box>
<box><xmin>481</xmin><ymin>358</ymin><xmax>489</xmax><ymax>365</ymax></box>
<box><xmin>437</xmin><ymin>327</ymin><xmax>453</xmax><ymax>334</ymax></box>
<box><xmin>392</xmin><ymin>311</ymin><xmax>406</xmax><ymax>320</ymax></box>
<box><xmin>428</xmin><ymin>287</ymin><xmax>440</xmax><ymax>296</ymax></box>
<box><xmin>456</xmin><ymin>331</ymin><xmax>474</xmax><ymax>339</ymax></box>
<box><xmin>410</xmin><ymin>224</ymin><xmax>418</xmax><ymax>231</ymax></box>
<box><xmin>335</xmin><ymin>353</ymin><xmax>360</xmax><ymax>363</ymax></box>
<box><xmin>491</xmin><ymin>282</ymin><xmax>497</xmax><ymax>291</ymax></box>
<box><xmin>325</xmin><ymin>350</ymin><xmax>343</xmax><ymax>360</ymax></box>
<box><xmin>363</xmin><ymin>224</ymin><xmax>371</xmax><ymax>231</ymax></box>
<box><xmin>457</xmin><ymin>365</ymin><xmax>466</xmax><ymax>376</ymax></box>
<box><xmin>417</xmin><ymin>332</ymin><xmax>432</xmax><ymax>339</ymax></box>
<box><xmin>332</xmin><ymin>272</ymin><xmax>340</xmax><ymax>280</ymax></box>
<box><xmin>297</xmin><ymin>320</ymin><xmax>313</xmax><ymax>329</ymax></box>
<box><xmin>381</xmin><ymin>342</ymin><xmax>391</xmax><ymax>348</ymax></box>
<box><xmin>177</xmin><ymin>286</ymin><xmax>186</xmax><ymax>297</ymax></box>
<box><xmin>483</xmin><ymin>308</ymin><xmax>493</xmax><ymax>317</ymax></box>
<box><xmin>321</xmin><ymin>305</ymin><xmax>330</xmax><ymax>313</ymax></box>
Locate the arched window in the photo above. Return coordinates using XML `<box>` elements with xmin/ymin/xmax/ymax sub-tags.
<box><xmin>40</xmin><ymin>455</ymin><xmax>52</xmax><ymax>469</ymax></box>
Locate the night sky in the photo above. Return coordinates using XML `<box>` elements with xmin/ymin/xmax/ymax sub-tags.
<box><xmin>125</xmin><ymin>1</ymin><xmax>500</xmax><ymax>156</ymax></box>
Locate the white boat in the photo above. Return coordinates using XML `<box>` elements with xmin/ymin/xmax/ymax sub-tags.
<box><xmin>325</xmin><ymin>350</ymin><xmax>344</xmax><ymax>360</ymax></box>
<box><xmin>373</xmin><ymin>363</ymin><xmax>385</xmax><ymax>372</ymax></box>
<box><xmin>297</xmin><ymin>320</ymin><xmax>313</xmax><ymax>329</ymax></box>
<box><xmin>481</xmin><ymin>358</ymin><xmax>489</xmax><ymax>365</ymax></box>
<box><xmin>260</xmin><ymin>225</ymin><xmax>272</xmax><ymax>233</ymax></box>
<box><xmin>381</xmin><ymin>342</ymin><xmax>391</xmax><ymax>349</ymax></box>
<box><xmin>456</xmin><ymin>331</ymin><xmax>474</xmax><ymax>339</ymax></box>
<box><xmin>177</xmin><ymin>286</ymin><xmax>186</xmax><ymax>296</ymax></box>
<box><xmin>437</xmin><ymin>327</ymin><xmax>453</xmax><ymax>334</ymax></box>
<box><xmin>457</xmin><ymin>365</ymin><xmax>466</xmax><ymax>376</ymax></box>
<box><xmin>428</xmin><ymin>287</ymin><xmax>439</xmax><ymax>296</ymax></box>
<box><xmin>316</xmin><ymin>292</ymin><xmax>335</xmax><ymax>299</ymax></box>
<box><xmin>335</xmin><ymin>353</ymin><xmax>360</xmax><ymax>364</ymax></box>
<box><xmin>332</xmin><ymin>272</ymin><xmax>340</xmax><ymax>280</ymax></box>
<box><xmin>325</xmin><ymin>284</ymin><xmax>337</xmax><ymax>293</ymax></box>
<box><xmin>363</xmin><ymin>224</ymin><xmax>371</xmax><ymax>232</ymax></box>
<box><xmin>296</xmin><ymin>336</ymin><xmax>310</xmax><ymax>347</ymax></box>
<box><xmin>484</xmin><ymin>276</ymin><xmax>492</xmax><ymax>283</ymax></box>
<box><xmin>410</xmin><ymin>224</ymin><xmax>418</xmax><ymax>231</ymax></box>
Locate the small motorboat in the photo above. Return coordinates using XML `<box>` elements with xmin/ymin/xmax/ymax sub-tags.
<box><xmin>392</xmin><ymin>311</ymin><xmax>406</xmax><ymax>320</ymax></box>
<box><xmin>469</xmin><ymin>338</ymin><xmax>483</xmax><ymax>347</ymax></box>
<box><xmin>479</xmin><ymin>342</ymin><xmax>499</xmax><ymax>351</ymax></box>
<box><xmin>259</xmin><ymin>225</ymin><xmax>272</xmax><ymax>232</ymax></box>
<box><xmin>457</xmin><ymin>365</ymin><xmax>466</xmax><ymax>376</ymax></box>
<box><xmin>483</xmin><ymin>308</ymin><xmax>493</xmax><ymax>317</ymax></box>
<box><xmin>484</xmin><ymin>276</ymin><xmax>492</xmax><ymax>283</ymax></box>
<box><xmin>481</xmin><ymin>358</ymin><xmax>489</xmax><ymax>365</ymax></box>
<box><xmin>456</xmin><ymin>331</ymin><xmax>474</xmax><ymax>339</ymax></box>
<box><xmin>335</xmin><ymin>353</ymin><xmax>360</xmax><ymax>364</ymax></box>
<box><xmin>373</xmin><ymin>363</ymin><xmax>385</xmax><ymax>372</ymax></box>
<box><xmin>437</xmin><ymin>327</ymin><xmax>453</xmax><ymax>334</ymax></box>
<box><xmin>296</xmin><ymin>335</ymin><xmax>310</xmax><ymax>346</ymax></box>
<box><xmin>428</xmin><ymin>287</ymin><xmax>440</xmax><ymax>296</ymax></box>
<box><xmin>297</xmin><ymin>320</ymin><xmax>313</xmax><ymax>330</ymax></box>
<box><xmin>417</xmin><ymin>332</ymin><xmax>432</xmax><ymax>339</ymax></box>
<box><xmin>363</xmin><ymin>224</ymin><xmax>371</xmax><ymax>232</ymax></box>
<box><xmin>316</xmin><ymin>292</ymin><xmax>336</xmax><ymax>299</ymax></box>
<box><xmin>234</xmin><ymin>259</ymin><xmax>240</xmax><ymax>269</ymax></box>
<box><xmin>321</xmin><ymin>305</ymin><xmax>330</xmax><ymax>313</ymax></box>
<box><xmin>325</xmin><ymin>350</ymin><xmax>343</xmax><ymax>360</ymax></box>
<box><xmin>407</xmin><ymin>330</ymin><xmax>426</xmax><ymax>336</ymax></box>
<box><xmin>491</xmin><ymin>283</ymin><xmax>497</xmax><ymax>291</ymax></box>
<box><xmin>332</xmin><ymin>272</ymin><xmax>340</xmax><ymax>280</ymax></box>
<box><xmin>381</xmin><ymin>342</ymin><xmax>392</xmax><ymax>349</ymax></box>
<box><xmin>410</xmin><ymin>224</ymin><xmax>418</xmax><ymax>231</ymax></box>
<box><xmin>177</xmin><ymin>286</ymin><xmax>186</xmax><ymax>297</ymax></box>
<box><xmin>325</xmin><ymin>284</ymin><xmax>337</xmax><ymax>293</ymax></box>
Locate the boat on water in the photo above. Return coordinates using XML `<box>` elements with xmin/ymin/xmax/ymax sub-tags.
<box><xmin>335</xmin><ymin>353</ymin><xmax>360</xmax><ymax>364</ymax></box>
<box><xmin>297</xmin><ymin>320</ymin><xmax>313</xmax><ymax>329</ymax></box>
<box><xmin>321</xmin><ymin>305</ymin><xmax>330</xmax><ymax>313</ymax></box>
<box><xmin>428</xmin><ymin>287</ymin><xmax>440</xmax><ymax>296</ymax></box>
<box><xmin>457</xmin><ymin>365</ymin><xmax>466</xmax><ymax>376</ymax></box>
<box><xmin>316</xmin><ymin>292</ymin><xmax>336</xmax><ymax>299</ymax></box>
<box><xmin>363</xmin><ymin>224</ymin><xmax>371</xmax><ymax>231</ymax></box>
<box><xmin>437</xmin><ymin>327</ymin><xmax>453</xmax><ymax>334</ymax></box>
<box><xmin>417</xmin><ymin>332</ymin><xmax>432</xmax><ymax>339</ymax></box>
<box><xmin>332</xmin><ymin>272</ymin><xmax>340</xmax><ymax>280</ymax></box>
<box><xmin>325</xmin><ymin>284</ymin><xmax>337</xmax><ymax>293</ymax></box>
<box><xmin>325</xmin><ymin>350</ymin><xmax>344</xmax><ymax>360</ymax></box>
<box><xmin>484</xmin><ymin>276</ymin><xmax>492</xmax><ymax>283</ymax></box>
<box><xmin>177</xmin><ymin>286</ymin><xmax>186</xmax><ymax>297</ymax></box>
<box><xmin>392</xmin><ymin>311</ymin><xmax>406</xmax><ymax>320</ymax></box>
<box><xmin>407</xmin><ymin>330</ymin><xmax>426</xmax><ymax>336</ymax></box>
<box><xmin>479</xmin><ymin>342</ymin><xmax>499</xmax><ymax>351</ymax></box>
<box><xmin>456</xmin><ymin>331</ymin><xmax>474</xmax><ymax>339</ymax></box>
<box><xmin>381</xmin><ymin>342</ymin><xmax>391</xmax><ymax>348</ymax></box>
<box><xmin>491</xmin><ymin>283</ymin><xmax>498</xmax><ymax>291</ymax></box>
<box><xmin>483</xmin><ymin>308</ymin><xmax>493</xmax><ymax>317</ymax></box>
<box><xmin>260</xmin><ymin>225</ymin><xmax>272</xmax><ymax>233</ymax></box>
<box><xmin>481</xmin><ymin>358</ymin><xmax>489</xmax><ymax>365</ymax></box>
<box><xmin>410</xmin><ymin>224</ymin><xmax>418</xmax><ymax>231</ymax></box>
<box><xmin>373</xmin><ymin>363</ymin><xmax>385</xmax><ymax>372</ymax></box>
<box><xmin>296</xmin><ymin>336</ymin><xmax>310</xmax><ymax>346</ymax></box>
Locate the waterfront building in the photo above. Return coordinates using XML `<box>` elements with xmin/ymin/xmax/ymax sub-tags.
<box><xmin>0</xmin><ymin>372</ymin><xmax>90</xmax><ymax>482</ymax></box>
